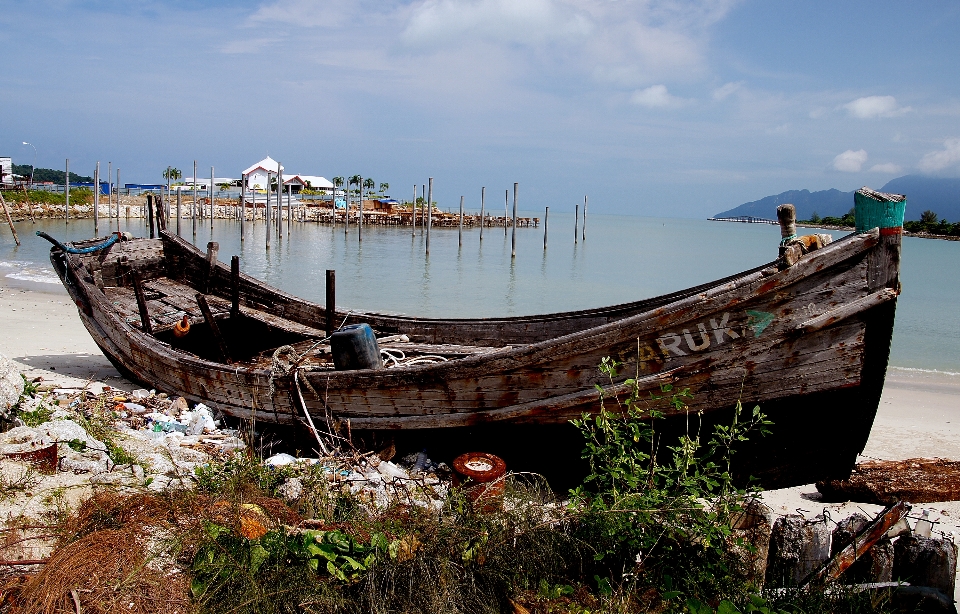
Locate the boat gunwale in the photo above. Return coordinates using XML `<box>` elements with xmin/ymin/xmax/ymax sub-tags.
<box><xmin>60</xmin><ymin>228</ymin><xmax>881</xmax><ymax>384</ymax></box>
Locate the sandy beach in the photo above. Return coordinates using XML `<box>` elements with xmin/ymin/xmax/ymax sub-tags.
<box><xmin>2</xmin><ymin>274</ymin><xmax>958</xmax><ymax>596</ymax></box>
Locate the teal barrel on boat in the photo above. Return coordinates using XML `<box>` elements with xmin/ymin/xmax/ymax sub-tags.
<box><xmin>855</xmin><ymin>187</ymin><xmax>907</xmax><ymax>233</ymax></box>
<box><xmin>330</xmin><ymin>323</ymin><xmax>383</xmax><ymax>370</ymax></box>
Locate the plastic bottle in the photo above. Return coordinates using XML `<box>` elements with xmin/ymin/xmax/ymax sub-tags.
<box><xmin>915</xmin><ymin>509</ymin><xmax>933</xmax><ymax>538</ymax></box>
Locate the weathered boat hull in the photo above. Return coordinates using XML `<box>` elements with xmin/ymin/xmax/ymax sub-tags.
<box><xmin>49</xmin><ymin>197</ymin><xmax>902</xmax><ymax>488</ymax></box>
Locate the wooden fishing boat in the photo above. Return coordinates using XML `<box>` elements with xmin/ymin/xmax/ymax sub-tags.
<box><xmin>45</xmin><ymin>188</ymin><xmax>906</xmax><ymax>488</ymax></box>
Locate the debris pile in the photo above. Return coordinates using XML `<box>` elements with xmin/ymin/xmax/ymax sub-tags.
<box><xmin>817</xmin><ymin>457</ymin><xmax>960</xmax><ymax>504</ymax></box>
<box><xmin>265</xmin><ymin>448</ymin><xmax>453</xmax><ymax>512</ymax></box>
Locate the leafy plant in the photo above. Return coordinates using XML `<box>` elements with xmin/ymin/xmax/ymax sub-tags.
<box><xmin>570</xmin><ymin>351</ymin><xmax>773</xmax><ymax>606</ymax></box>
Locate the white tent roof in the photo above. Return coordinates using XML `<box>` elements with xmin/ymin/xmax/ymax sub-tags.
<box><xmin>242</xmin><ymin>156</ymin><xmax>283</xmax><ymax>176</ymax></box>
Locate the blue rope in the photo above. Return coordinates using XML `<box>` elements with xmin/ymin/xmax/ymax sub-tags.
<box><xmin>36</xmin><ymin>231</ymin><xmax>120</xmax><ymax>254</ymax></box>
<box><xmin>780</xmin><ymin>234</ymin><xmax>798</xmax><ymax>245</ymax></box>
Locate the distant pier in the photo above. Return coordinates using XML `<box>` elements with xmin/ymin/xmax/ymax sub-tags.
<box><xmin>708</xmin><ymin>215</ymin><xmax>779</xmax><ymax>225</ymax></box>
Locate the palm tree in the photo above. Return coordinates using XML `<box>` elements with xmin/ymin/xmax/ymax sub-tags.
<box><xmin>349</xmin><ymin>175</ymin><xmax>362</xmax><ymax>198</ymax></box>
<box><xmin>163</xmin><ymin>168</ymin><xmax>182</xmax><ymax>182</ymax></box>
<box><xmin>379</xmin><ymin>182</ymin><xmax>389</xmax><ymax>195</ymax></box>
<box><xmin>363</xmin><ymin>177</ymin><xmax>374</xmax><ymax>198</ymax></box>
<box><xmin>920</xmin><ymin>210</ymin><xmax>938</xmax><ymax>224</ymax></box>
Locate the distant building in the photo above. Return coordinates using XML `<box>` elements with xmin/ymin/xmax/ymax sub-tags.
<box><xmin>283</xmin><ymin>175</ymin><xmax>334</xmax><ymax>194</ymax></box>
<box><xmin>0</xmin><ymin>157</ymin><xmax>11</xmax><ymax>186</ymax></box>
<box><xmin>241</xmin><ymin>157</ymin><xmax>332</xmax><ymax>194</ymax></box>
<box><xmin>241</xmin><ymin>157</ymin><xmax>283</xmax><ymax>191</ymax></box>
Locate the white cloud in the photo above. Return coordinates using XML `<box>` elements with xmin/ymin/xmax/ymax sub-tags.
<box><xmin>833</xmin><ymin>149</ymin><xmax>868</xmax><ymax>172</ymax></box>
<box><xmin>402</xmin><ymin>0</ymin><xmax>592</xmax><ymax>46</ymax></box>
<box><xmin>869</xmin><ymin>163</ymin><xmax>902</xmax><ymax>173</ymax></box>
<box><xmin>843</xmin><ymin>95</ymin><xmax>911</xmax><ymax>119</ymax></box>
<box><xmin>712</xmin><ymin>81</ymin><xmax>742</xmax><ymax>101</ymax></box>
<box><xmin>918</xmin><ymin>138</ymin><xmax>960</xmax><ymax>173</ymax></box>
<box><xmin>631</xmin><ymin>84</ymin><xmax>683</xmax><ymax>108</ymax></box>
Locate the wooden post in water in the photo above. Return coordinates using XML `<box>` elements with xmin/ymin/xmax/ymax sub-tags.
<box><xmin>344</xmin><ymin>176</ymin><xmax>349</xmax><ymax>235</ymax></box>
<box><xmin>504</xmin><ymin>189</ymin><xmax>508</xmax><ymax>236</ymax></box>
<box><xmin>0</xmin><ymin>193</ymin><xmax>20</xmax><ymax>246</ymax></box>
<box><xmin>543</xmin><ymin>206</ymin><xmax>548</xmax><ymax>249</ymax></box>
<box><xmin>277</xmin><ymin>165</ymin><xmax>283</xmax><ymax>238</ymax></box>
<box><xmin>511</xmin><ymin>182</ymin><xmax>518</xmax><ymax>258</ymax></box>
<box><xmin>421</xmin><ymin>185</ymin><xmax>426</xmax><ymax>232</ymax></box>
<box><xmin>412</xmin><ymin>185</ymin><xmax>417</xmax><ymax>237</ymax></box>
<box><xmin>107</xmin><ymin>162</ymin><xmax>112</xmax><ymax>226</ymax></box>
<box><xmin>426</xmin><ymin>178</ymin><xmax>433</xmax><ymax>254</ymax></box>
<box><xmin>176</xmin><ymin>188</ymin><xmax>182</xmax><ymax>236</ymax></box>
<box><xmin>479</xmin><ymin>187</ymin><xmax>485</xmax><ymax>241</ymax></box>
<box><xmin>116</xmin><ymin>168</ymin><xmax>120</xmax><ymax>224</ymax></box>
<box><xmin>146</xmin><ymin>194</ymin><xmax>155</xmax><ymax>239</ymax></box>
<box><xmin>239</xmin><ymin>174</ymin><xmax>245</xmax><ymax>242</ymax></box>
<box><xmin>165</xmin><ymin>166</ymin><xmax>171</xmax><ymax>228</ymax></box>
<box><xmin>574</xmin><ymin>203</ymin><xmax>579</xmax><ymax>244</ymax></box>
<box><xmin>265</xmin><ymin>171</ymin><xmax>272</xmax><ymax>250</ymax></box>
<box><xmin>286</xmin><ymin>184</ymin><xmax>291</xmax><ymax>233</ymax></box>
<box><xmin>459</xmin><ymin>195</ymin><xmax>464</xmax><ymax>246</ymax></box>
<box><xmin>64</xmin><ymin>159</ymin><xmax>69</xmax><ymax>228</ymax></box>
<box><xmin>210</xmin><ymin>166</ymin><xmax>215</xmax><ymax>231</ymax></box>
<box><xmin>94</xmin><ymin>162</ymin><xmax>100</xmax><ymax>236</ymax></box>
<box><xmin>358</xmin><ymin>175</ymin><xmax>363</xmax><ymax>242</ymax></box>
<box><xmin>582</xmin><ymin>195</ymin><xmax>587</xmax><ymax>241</ymax></box>
<box><xmin>192</xmin><ymin>161</ymin><xmax>198</xmax><ymax>236</ymax></box>
<box><xmin>325</xmin><ymin>270</ymin><xmax>336</xmax><ymax>337</ymax></box>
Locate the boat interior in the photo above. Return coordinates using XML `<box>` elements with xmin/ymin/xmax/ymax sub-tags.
<box><xmin>64</xmin><ymin>229</ymin><xmax>782</xmax><ymax>370</ymax></box>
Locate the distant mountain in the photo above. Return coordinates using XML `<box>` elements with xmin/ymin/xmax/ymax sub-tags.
<box><xmin>715</xmin><ymin>175</ymin><xmax>960</xmax><ymax>222</ymax></box>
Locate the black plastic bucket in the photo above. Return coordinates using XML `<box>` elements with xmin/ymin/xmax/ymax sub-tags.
<box><xmin>330</xmin><ymin>323</ymin><xmax>383</xmax><ymax>370</ymax></box>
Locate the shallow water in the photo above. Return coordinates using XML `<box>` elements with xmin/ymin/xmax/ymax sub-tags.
<box><xmin>2</xmin><ymin>213</ymin><xmax>958</xmax><ymax>373</ymax></box>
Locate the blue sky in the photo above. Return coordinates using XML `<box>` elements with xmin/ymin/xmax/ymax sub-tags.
<box><xmin>2</xmin><ymin>0</ymin><xmax>959</xmax><ymax>216</ymax></box>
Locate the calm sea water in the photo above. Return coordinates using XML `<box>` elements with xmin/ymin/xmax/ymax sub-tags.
<box><xmin>2</xmin><ymin>214</ymin><xmax>958</xmax><ymax>373</ymax></box>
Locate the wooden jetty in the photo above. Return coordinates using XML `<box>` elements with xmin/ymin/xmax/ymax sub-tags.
<box><xmin>43</xmin><ymin>187</ymin><xmax>906</xmax><ymax>488</ymax></box>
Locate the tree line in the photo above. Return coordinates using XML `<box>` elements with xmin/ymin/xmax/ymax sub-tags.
<box><xmin>800</xmin><ymin>207</ymin><xmax>960</xmax><ymax>237</ymax></box>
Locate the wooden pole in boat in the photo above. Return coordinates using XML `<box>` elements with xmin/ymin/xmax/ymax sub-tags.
<box><xmin>94</xmin><ymin>162</ymin><xmax>100</xmax><ymax>236</ymax></box>
<box><xmin>582</xmin><ymin>195</ymin><xmax>587</xmax><ymax>241</ymax></box>
<box><xmin>146</xmin><ymin>194</ymin><xmax>155</xmax><ymax>239</ymax></box>
<box><xmin>511</xmin><ymin>182</ymin><xmax>518</xmax><ymax>258</ymax></box>
<box><xmin>230</xmin><ymin>255</ymin><xmax>240</xmax><ymax>318</ymax></box>
<box><xmin>325</xmin><ymin>269</ymin><xmax>336</xmax><ymax>337</ymax></box>
<box><xmin>479</xmin><ymin>187</ymin><xmax>485</xmax><ymax>241</ymax></box>
<box><xmin>358</xmin><ymin>175</ymin><xmax>363</xmax><ymax>242</ymax></box>
<box><xmin>412</xmin><ymin>185</ymin><xmax>417</xmax><ymax>237</ymax></box>
<box><xmin>459</xmin><ymin>195</ymin><xmax>464</xmax><ymax>246</ymax></box>
<box><xmin>504</xmin><ymin>189</ymin><xmax>508</xmax><ymax>236</ymax></box>
<box><xmin>0</xmin><ymin>192</ymin><xmax>20</xmax><ymax>246</ymax></box>
<box><xmin>192</xmin><ymin>161</ymin><xmax>197</xmax><ymax>237</ymax></box>
<box><xmin>240</xmin><ymin>174</ymin><xmax>245</xmax><ymax>242</ymax></box>
<box><xmin>131</xmin><ymin>271</ymin><xmax>152</xmax><ymax>334</ymax></box>
<box><xmin>196</xmin><ymin>293</ymin><xmax>232</xmax><ymax>363</ymax></box>
<box><xmin>426</xmin><ymin>177</ymin><xmax>433</xmax><ymax>254</ymax></box>
<box><xmin>176</xmin><ymin>188</ymin><xmax>182</xmax><ymax>236</ymax></box>
<box><xmin>543</xmin><ymin>206</ymin><xmax>548</xmax><ymax>249</ymax></box>
<box><xmin>64</xmin><ymin>159</ymin><xmax>69</xmax><ymax>228</ymax></box>
<box><xmin>210</xmin><ymin>166</ymin><xmax>215</xmax><ymax>232</ymax></box>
